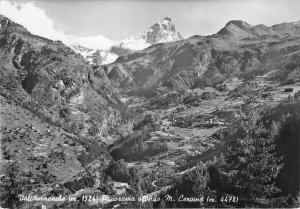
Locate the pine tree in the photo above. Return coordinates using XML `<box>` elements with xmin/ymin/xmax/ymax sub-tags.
<box><xmin>158</xmin><ymin>199</ymin><xmax>167</xmax><ymax>208</ymax></box>
<box><xmin>128</xmin><ymin>167</ymin><xmax>141</xmax><ymax>193</ymax></box>
<box><xmin>124</xmin><ymin>167</ymin><xmax>142</xmax><ymax>209</ymax></box>
<box><xmin>218</xmin><ymin>153</ymin><xmax>226</xmax><ymax>166</ymax></box>
<box><xmin>176</xmin><ymin>162</ymin><xmax>208</xmax><ymax>207</ymax></box>
<box><xmin>221</xmin><ymin>116</ymin><xmax>284</xmax><ymax>207</ymax></box>
<box><xmin>191</xmin><ymin>162</ymin><xmax>208</xmax><ymax>196</ymax></box>
<box><xmin>292</xmin><ymin>193</ymin><xmax>300</xmax><ymax>208</ymax></box>
<box><xmin>269</xmin><ymin>120</ymin><xmax>279</xmax><ymax>139</ymax></box>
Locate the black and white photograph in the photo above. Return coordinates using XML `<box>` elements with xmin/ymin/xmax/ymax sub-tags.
<box><xmin>0</xmin><ymin>0</ymin><xmax>300</xmax><ymax>208</ymax></box>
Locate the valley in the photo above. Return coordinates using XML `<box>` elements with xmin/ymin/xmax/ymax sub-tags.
<box><xmin>111</xmin><ymin>74</ymin><xmax>300</xmax><ymax>185</ymax></box>
<box><xmin>1</xmin><ymin>14</ymin><xmax>300</xmax><ymax>208</ymax></box>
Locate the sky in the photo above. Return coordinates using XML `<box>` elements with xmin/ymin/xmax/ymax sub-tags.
<box><xmin>1</xmin><ymin>0</ymin><xmax>300</xmax><ymax>49</ymax></box>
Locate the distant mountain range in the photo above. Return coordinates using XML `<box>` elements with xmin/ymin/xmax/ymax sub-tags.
<box><xmin>69</xmin><ymin>16</ymin><xmax>183</xmax><ymax>65</ymax></box>
<box><xmin>103</xmin><ymin>19</ymin><xmax>300</xmax><ymax>96</ymax></box>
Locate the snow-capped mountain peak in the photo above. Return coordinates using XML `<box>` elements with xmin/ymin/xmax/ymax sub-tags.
<box><xmin>142</xmin><ymin>16</ymin><xmax>183</xmax><ymax>44</ymax></box>
<box><xmin>69</xmin><ymin>16</ymin><xmax>183</xmax><ymax>66</ymax></box>
<box><xmin>70</xmin><ymin>45</ymin><xmax>118</xmax><ymax>65</ymax></box>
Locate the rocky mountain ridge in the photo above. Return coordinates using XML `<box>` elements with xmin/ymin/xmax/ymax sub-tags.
<box><xmin>0</xmin><ymin>14</ymin><xmax>130</xmax><ymax>144</ymax></box>
<box><xmin>217</xmin><ymin>20</ymin><xmax>300</xmax><ymax>37</ymax></box>
<box><xmin>103</xmin><ymin>19</ymin><xmax>300</xmax><ymax>97</ymax></box>
<box><xmin>70</xmin><ymin>16</ymin><xmax>183</xmax><ymax>66</ymax></box>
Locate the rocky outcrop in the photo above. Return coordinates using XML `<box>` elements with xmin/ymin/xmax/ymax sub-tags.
<box><xmin>142</xmin><ymin>16</ymin><xmax>183</xmax><ymax>44</ymax></box>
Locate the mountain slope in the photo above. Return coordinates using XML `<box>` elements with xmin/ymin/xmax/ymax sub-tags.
<box><xmin>103</xmin><ymin>20</ymin><xmax>300</xmax><ymax>97</ymax></box>
<box><xmin>0</xmin><ymin>15</ymin><xmax>134</xmax><ymax>207</ymax></box>
<box><xmin>0</xmin><ymin>14</ymin><xmax>126</xmax><ymax>137</ymax></box>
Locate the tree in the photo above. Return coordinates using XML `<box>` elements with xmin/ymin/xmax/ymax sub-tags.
<box><xmin>218</xmin><ymin>153</ymin><xmax>226</xmax><ymax>166</ymax></box>
<box><xmin>126</xmin><ymin>168</ymin><xmax>153</xmax><ymax>208</ymax></box>
<box><xmin>292</xmin><ymin>193</ymin><xmax>300</xmax><ymax>208</ymax></box>
<box><xmin>220</xmin><ymin>116</ymin><xmax>284</xmax><ymax>207</ymax></box>
<box><xmin>88</xmin><ymin>124</ymin><xmax>99</xmax><ymax>136</ymax></box>
<box><xmin>158</xmin><ymin>199</ymin><xmax>166</xmax><ymax>208</ymax></box>
<box><xmin>106</xmin><ymin>159</ymin><xmax>129</xmax><ymax>182</ymax></box>
<box><xmin>269</xmin><ymin>120</ymin><xmax>280</xmax><ymax>139</ymax></box>
<box><xmin>128</xmin><ymin>167</ymin><xmax>141</xmax><ymax>193</ymax></box>
<box><xmin>0</xmin><ymin>163</ymin><xmax>25</xmax><ymax>209</ymax></box>
<box><xmin>174</xmin><ymin>162</ymin><xmax>208</xmax><ymax>208</ymax></box>
<box><xmin>190</xmin><ymin>162</ymin><xmax>208</xmax><ymax>196</ymax></box>
<box><xmin>120</xmin><ymin>167</ymin><xmax>144</xmax><ymax>209</ymax></box>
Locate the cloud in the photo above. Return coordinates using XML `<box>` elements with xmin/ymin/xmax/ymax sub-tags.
<box><xmin>66</xmin><ymin>35</ymin><xmax>117</xmax><ymax>50</ymax></box>
<box><xmin>0</xmin><ymin>0</ymin><xmax>66</xmax><ymax>41</ymax></box>
<box><xmin>119</xmin><ymin>37</ymin><xmax>150</xmax><ymax>51</ymax></box>
<box><xmin>0</xmin><ymin>0</ymin><xmax>116</xmax><ymax>49</ymax></box>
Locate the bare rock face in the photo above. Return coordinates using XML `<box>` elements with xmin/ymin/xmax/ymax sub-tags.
<box><xmin>0</xmin><ymin>15</ymin><xmax>129</xmax><ymax>141</ymax></box>
<box><xmin>142</xmin><ymin>16</ymin><xmax>183</xmax><ymax>44</ymax></box>
<box><xmin>0</xmin><ymin>14</ymin><xmax>27</xmax><ymax>31</ymax></box>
